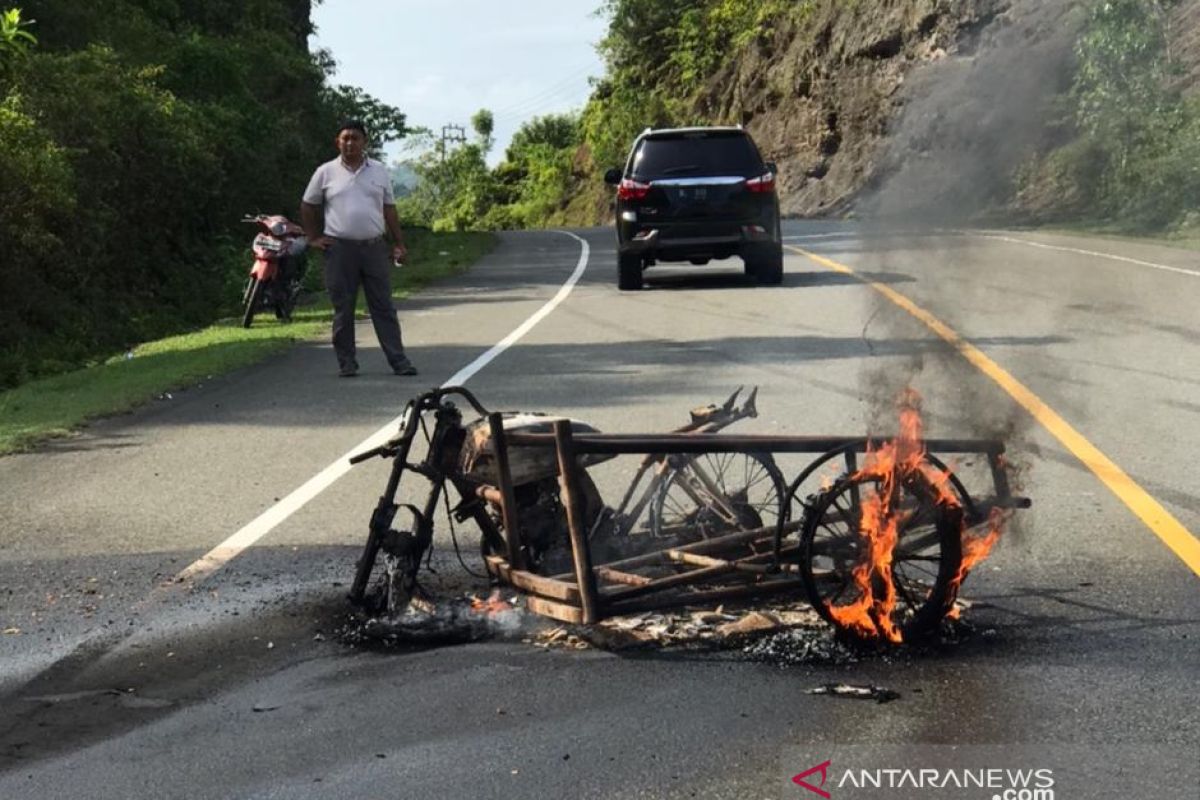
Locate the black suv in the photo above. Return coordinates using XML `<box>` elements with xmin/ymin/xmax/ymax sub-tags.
<box><xmin>604</xmin><ymin>126</ymin><xmax>783</xmax><ymax>290</ymax></box>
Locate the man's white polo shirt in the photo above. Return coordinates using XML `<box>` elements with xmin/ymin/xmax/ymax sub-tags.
<box><xmin>302</xmin><ymin>156</ymin><xmax>395</xmax><ymax>240</ymax></box>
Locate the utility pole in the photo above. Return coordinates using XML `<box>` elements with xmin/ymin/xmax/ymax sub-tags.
<box><xmin>440</xmin><ymin>124</ymin><xmax>466</xmax><ymax>162</ymax></box>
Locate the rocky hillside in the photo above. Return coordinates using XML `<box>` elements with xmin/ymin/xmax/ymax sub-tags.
<box><xmin>1171</xmin><ymin>1</ymin><xmax>1200</xmax><ymax>95</ymax></box>
<box><xmin>697</xmin><ymin>0</ymin><xmax>1081</xmax><ymax>218</ymax></box>
<box><xmin>426</xmin><ymin>1</ymin><xmax>1197</xmax><ymax>233</ymax></box>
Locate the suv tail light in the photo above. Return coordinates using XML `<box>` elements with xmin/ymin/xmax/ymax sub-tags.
<box><xmin>617</xmin><ymin>178</ymin><xmax>652</xmax><ymax>201</ymax></box>
<box><xmin>745</xmin><ymin>172</ymin><xmax>776</xmax><ymax>193</ymax></box>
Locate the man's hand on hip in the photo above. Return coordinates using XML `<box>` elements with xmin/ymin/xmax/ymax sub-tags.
<box><xmin>309</xmin><ymin>235</ymin><xmax>334</xmax><ymax>250</ymax></box>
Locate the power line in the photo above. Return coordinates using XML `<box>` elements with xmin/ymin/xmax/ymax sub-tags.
<box><xmin>490</xmin><ymin>83</ymin><xmax>595</xmax><ymax>126</ymax></box>
<box><xmin>490</xmin><ymin>62</ymin><xmax>596</xmax><ymax>113</ymax></box>
<box><xmin>489</xmin><ymin>63</ymin><xmax>598</xmax><ymax>118</ymax></box>
<box><xmin>492</xmin><ymin>77</ymin><xmax>594</xmax><ymax>121</ymax></box>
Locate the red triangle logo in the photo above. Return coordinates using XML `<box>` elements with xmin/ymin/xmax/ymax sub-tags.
<box><xmin>792</xmin><ymin>760</ymin><xmax>832</xmax><ymax>798</ymax></box>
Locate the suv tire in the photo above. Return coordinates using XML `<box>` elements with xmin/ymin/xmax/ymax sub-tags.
<box><xmin>618</xmin><ymin>252</ymin><xmax>644</xmax><ymax>291</ymax></box>
<box><xmin>746</xmin><ymin>244</ymin><xmax>784</xmax><ymax>286</ymax></box>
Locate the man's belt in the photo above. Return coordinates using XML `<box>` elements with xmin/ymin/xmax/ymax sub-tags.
<box><xmin>332</xmin><ymin>236</ymin><xmax>386</xmax><ymax>245</ymax></box>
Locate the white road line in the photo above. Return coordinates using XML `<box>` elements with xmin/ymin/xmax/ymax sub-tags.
<box><xmin>982</xmin><ymin>233</ymin><xmax>1200</xmax><ymax>278</ymax></box>
<box><xmin>174</xmin><ymin>231</ymin><xmax>591</xmax><ymax>585</ymax></box>
<box><xmin>787</xmin><ymin>228</ymin><xmax>1199</xmax><ymax>277</ymax></box>
<box><xmin>781</xmin><ymin>232</ymin><xmax>859</xmax><ymax>241</ymax></box>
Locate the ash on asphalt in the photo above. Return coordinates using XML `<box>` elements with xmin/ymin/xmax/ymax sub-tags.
<box><xmin>336</xmin><ymin>599</ymin><xmax>527</xmax><ymax>650</ymax></box>
<box><xmin>337</xmin><ymin>599</ymin><xmax>999</xmax><ymax>670</ymax></box>
<box><xmin>742</xmin><ymin>627</ymin><xmax>859</xmax><ymax>666</ymax></box>
<box><xmin>333</xmin><ymin>582</ymin><xmax>998</xmax><ymax>671</ymax></box>
<box><xmin>743</xmin><ymin>618</ymin><xmax>999</xmax><ymax>667</ymax></box>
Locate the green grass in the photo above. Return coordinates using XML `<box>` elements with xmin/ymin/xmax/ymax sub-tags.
<box><xmin>0</xmin><ymin>229</ymin><xmax>496</xmax><ymax>454</ymax></box>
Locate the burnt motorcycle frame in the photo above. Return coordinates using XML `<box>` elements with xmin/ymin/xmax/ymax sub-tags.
<box><xmin>347</xmin><ymin>386</ymin><xmax>778</xmax><ymax>612</ymax></box>
<box><xmin>347</xmin><ymin>387</ymin><xmax>503</xmax><ymax>610</ymax></box>
<box><xmin>348</xmin><ymin>386</ymin><xmax>1030</xmax><ymax>639</ymax></box>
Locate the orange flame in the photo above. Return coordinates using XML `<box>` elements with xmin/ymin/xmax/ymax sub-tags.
<box><xmin>827</xmin><ymin>388</ymin><xmax>1006</xmax><ymax>642</ymax></box>
<box><xmin>827</xmin><ymin>434</ymin><xmax>903</xmax><ymax>643</ymax></box>
<box><xmin>945</xmin><ymin>507</ymin><xmax>1008</xmax><ymax>619</ymax></box>
<box><xmin>470</xmin><ymin>590</ymin><xmax>514</xmax><ymax>616</ymax></box>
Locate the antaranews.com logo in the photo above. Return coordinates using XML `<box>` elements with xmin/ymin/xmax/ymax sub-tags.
<box><xmin>792</xmin><ymin>760</ymin><xmax>1055</xmax><ymax>799</ymax></box>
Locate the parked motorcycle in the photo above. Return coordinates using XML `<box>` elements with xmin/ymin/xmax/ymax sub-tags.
<box><xmin>241</xmin><ymin>214</ymin><xmax>308</xmax><ymax>328</ymax></box>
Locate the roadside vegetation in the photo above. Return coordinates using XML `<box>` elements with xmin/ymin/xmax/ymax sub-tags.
<box><xmin>395</xmin><ymin>0</ymin><xmax>808</xmax><ymax>232</ymax></box>
<box><xmin>0</xmin><ymin>1</ymin><xmax>408</xmax><ymax>391</ymax></box>
<box><xmin>404</xmin><ymin>0</ymin><xmax>1197</xmax><ymax>242</ymax></box>
<box><xmin>0</xmin><ymin>229</ymin><xmax>494</xmax><ymax>454</ymax></box>
<box><xmin>1017</xmin><ymin>0</ymin><xmax>1200</xmax><ymax>237</ymax></box>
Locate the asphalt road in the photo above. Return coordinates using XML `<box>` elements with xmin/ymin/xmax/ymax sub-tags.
<box><xmin>1</xmin><ymin>223</ymin><xmax>1197</xmax><ymax>798</ymax></box>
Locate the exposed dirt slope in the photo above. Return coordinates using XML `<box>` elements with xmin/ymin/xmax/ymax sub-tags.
<box><xmin>1170</xmin><ymin>1</ymin><xmax>1200</xmax><ymax>96</ymax></box>
<box><xmin>572</xmin><ymin>1</ymin><xmax>1192</xmax><ymax>225</ymax></box>
<box><xmin>696</xmin><ymin>1</ymin><xmax>1009</xmax><ymax>216</ymax></box>
<box><xmin>692</xmin><ymin>0</ymin><xmax>1092</xmax><ymax>220</ymax></box>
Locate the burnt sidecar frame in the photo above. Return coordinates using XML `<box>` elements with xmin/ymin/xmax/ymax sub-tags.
<box><xmin>495</xmin><ymin>425</ymin><xmax>1028</xmax><ymax>631</ymax></box>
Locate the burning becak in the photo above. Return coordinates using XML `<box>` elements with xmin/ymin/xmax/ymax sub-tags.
<box><xmin>347</xmin><ymin>386</ymin><xmax>1028</xmax><ymax>645</ymax></box>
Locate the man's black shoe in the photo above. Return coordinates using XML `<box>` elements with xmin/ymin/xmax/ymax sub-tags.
<box><xmin>339</xmin><ymin>364</ymin><xmax>359</xmax><ymax>378</ymax></box>
<box><xmin>392</xmin><ymin>364</ymin><xmax>418</xmax><ymax>376</ymax></box>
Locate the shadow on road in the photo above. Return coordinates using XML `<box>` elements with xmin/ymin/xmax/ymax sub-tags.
<box><xmin>0</xmin><ymin>544</ymin><xmax>369</xmax><ymax>774</ymax></box>
<box><xmin>19</xmin><ymin>327</ymin><xmax>1070</xmax><ymax>451</ymax></box>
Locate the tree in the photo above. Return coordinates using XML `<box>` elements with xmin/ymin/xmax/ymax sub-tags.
<box><xmin>320</xmin><ymin>83</ymin><xmax>409</xmax><ymax>158</ymax></box>
<box><xmin>0</xmin><ymin>7</ymin><xmax>36</xmax><ymax>70</ymax></box>
<box><xmin>1069</xmin><ymin>0</ymin><xmax>1198</xmax><ymax>227</ymax></box>
<box><xmin>471</xmin><ymin>107</ymin><xmax>494</xmax><ymax>153</ymax></box>
<box><xmin>506</xmin><ymin>112</ymin><xmax>579</xmax><ymax>162</ymax></box>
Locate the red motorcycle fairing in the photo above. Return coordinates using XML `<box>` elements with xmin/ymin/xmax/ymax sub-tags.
<box><xmin>251</xmin><ymin>258</ymin><xmax>278</xmax><ymax>281</ymax></box>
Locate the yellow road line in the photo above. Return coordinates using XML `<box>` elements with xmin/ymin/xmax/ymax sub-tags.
<box><xmin>788</xmin><ymin>245</ymin><xmax>1200</xmax><ymax>577</ymax></box>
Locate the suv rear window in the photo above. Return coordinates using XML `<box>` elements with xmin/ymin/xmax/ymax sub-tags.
<box><xmin>629</xmin><ymin>132</ymin><xmax>763</xmax><ymax>180</ymax></box>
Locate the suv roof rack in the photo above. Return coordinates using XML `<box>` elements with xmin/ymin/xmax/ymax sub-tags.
<box><xmin>641</xmin><ymin>125</ymin><xmax>747</xmax><ymax>138</ymax></box>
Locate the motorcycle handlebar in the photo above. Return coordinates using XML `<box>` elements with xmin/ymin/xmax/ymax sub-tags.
<box><xmin>346</xmin><ymin>387</ymin><xmax>491</xmax><ymax>466</ymax></box>
<box><xmin>348</xmin><ymin>445</ymin><xmax>392</xmax><ymax>464</ymax></box>
<box><xmin>406</xmin><ymin>386</ymin><xmax>490</xmax><ymax>417</ymax></box>
<box><xmin>436</xmin><ymin>386</ymin><xmax>490</xmax><ymax>417</ymax></box>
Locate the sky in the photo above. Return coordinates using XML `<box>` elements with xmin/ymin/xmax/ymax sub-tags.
<box><xmin>310</xmin><ymin>1</ymin><xmax>610</xmax><ymax>166</ymax></box>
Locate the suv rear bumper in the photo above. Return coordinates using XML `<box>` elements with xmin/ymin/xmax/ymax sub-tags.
<box><xmin>619</xmin><ymin>224</ymin><xmax>777</xmax><ymax>259</ymax></box>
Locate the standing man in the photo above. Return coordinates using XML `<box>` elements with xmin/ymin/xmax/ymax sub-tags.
<box><xmin>301</xmin><ymin>119</ymin><xmax>418</xmax><ymax>377</ymax></box>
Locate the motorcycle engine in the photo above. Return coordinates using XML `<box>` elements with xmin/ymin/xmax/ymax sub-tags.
<box><xmin>513</xmin><ymin>478</ymin><xmax>570</xmax><ymax>570</ymax></box>
<box><xmin>503</xmin><ymin>473</ymin><xmax>606</xmax><ymax>574</ymax></box>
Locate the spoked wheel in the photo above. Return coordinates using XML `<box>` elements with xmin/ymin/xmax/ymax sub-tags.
<box><xmin>798</xmin><ymin>469</ymin><xmax>963</xmax><ymax>643</ymax></box>
<box><xmin>649</xmin><ymin>451</ymin><xmax>785</xmax><ymax>541</ymax></box>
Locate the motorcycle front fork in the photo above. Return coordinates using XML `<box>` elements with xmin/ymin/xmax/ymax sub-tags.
<box><xmin>350</xmin><ymin>466</ymin><xmax>445</xmax><ymax>605</ymax></box>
